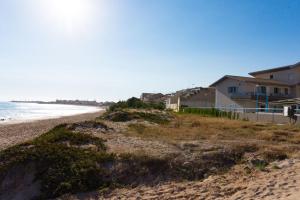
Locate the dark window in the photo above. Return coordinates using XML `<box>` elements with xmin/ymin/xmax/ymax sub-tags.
<box><xmin>257</xmin><ymin>86</ymin><xmax>267</xmax><ymax>94</ymax></box>
<box><xmin>284</xmin><ymin>88</ymin><xmax>289</xmax><ymax>95</ymax></box>
<box><xmin>270</xmin><ymin>74</ymin><xmax>274</xmax><ymax>79</ymax></box>
<box><xmin>274</xmin><ymin>87</ymin><xmax>279</xmax><ymax>94</ymax></box>
<box><xmin>228</xmin><ymin>87</ymin><xmax>237</xmax><ymax>94</ymax></box>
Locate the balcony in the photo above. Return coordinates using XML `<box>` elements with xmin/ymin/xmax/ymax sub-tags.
<box><xmin>230</xmin><ymin>92</ymin><xmax>255</xmax><ymax>100</ymax></box>
<box><xmin>230</xmin><ymin>92</ymin><xmax>292</xmax><ymax>101</ymax></box>
<box><xmin>268</xmin><ymin>93</ymin><xmax>293</xmax><ymax>101</ymax></box>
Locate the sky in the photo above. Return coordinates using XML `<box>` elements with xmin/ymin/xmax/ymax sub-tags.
<box><xmin>1</xmin><ymin>0</ymin><xmax>300</xmax><ymax>102</ymax></box>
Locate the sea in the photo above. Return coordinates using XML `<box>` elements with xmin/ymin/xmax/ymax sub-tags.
<box><xmin>0</xmin><ymin>102</ymin><xmax>102</xmax><ymax>123</ymax></box>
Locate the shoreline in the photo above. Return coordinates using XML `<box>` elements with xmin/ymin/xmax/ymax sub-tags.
<box><xmin>0</xmin><ymin>108</ymin><xmax>105</xmax><ymax>125</ymax></box>
<box><xmin>0</xmin><ymin>110</ymin><xmax>105</xmax><ymax>150</ymax></box>
<box><xmin>0</xmin><ymin>102</ymin><xmax>105</xmax><ymax>125</ymax></box>
<box><xmin>10</xmin><ymin>100</ymin><xmax>106</xmax><ymax>107</ymax></box>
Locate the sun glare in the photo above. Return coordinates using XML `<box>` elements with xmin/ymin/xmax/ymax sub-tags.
<box><xmin>37</xmin><ymin>0</ymin><xmax>94</xmax><ymax>35</ymax></box>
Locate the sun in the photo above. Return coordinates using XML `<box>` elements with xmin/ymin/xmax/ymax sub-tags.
<box><xmin>37</xmin><ymin>0</ymin><xmax>93</xmax><ymax>35</ymax></box>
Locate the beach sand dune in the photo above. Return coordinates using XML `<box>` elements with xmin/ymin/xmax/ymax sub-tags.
<box><xmin>0</xmin><ymin>111</ymin><xmax>104</xmax><ymax>150</ymax></box>
<box><xmin>62</xmin><ymin>159</ymin><xmax>300</xmax><ymax>200</ymax></box>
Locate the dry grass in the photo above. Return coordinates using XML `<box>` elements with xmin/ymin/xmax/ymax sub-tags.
<box><xmin>126</xmin><ymin>113</ymin><xmax>300</xmax><ymax>157</ymax></box>
<box><xmin>127</xmin><ymin>113</ymin><xmax>299</xmax><ymax>140</ymax></box>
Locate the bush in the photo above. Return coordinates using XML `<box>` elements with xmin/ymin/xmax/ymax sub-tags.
<box><xmin>109</xmin><ymin>97</ymin><xmax>165</xmax><ymax>111</ymax></box>
<box><xmin>0</xmin><ymin>125</ymin><xmax>114</xmax><ymax>199</ymax></box>
<box><xmin>103</xmin><ymin>111</ymin><xmax>135</xmax><ymax>122</ymax></box>
<box><xmin>179</xmin><ymin>108</ymin><xmax>240</xmax><ymax>120</ymax></box>
<box><xmin>262</xmin><ymin>150</ymin><xmax>288</xmax><ymax>162</ymax></box>
<box><xmin>117</xmin><ymin>149</ymin><xmax>243</xmax><ymax>183</ymax></box>
<box><xmin>103</xmin><ymin>110</ymin><xmax>171</xmax><ymax>124</ymax></box>
<box><xmin>33</xmin><ymin>124</ymin><xmax>107</xmax><ymax>150</ymax></box>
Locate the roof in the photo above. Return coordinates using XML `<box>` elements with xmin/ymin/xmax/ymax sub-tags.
<box><xmin>140</xmin><ymin>93</ymin><xmax>165</xmax><ymax>102</ymax></box>
<box><xmin>209</xmin><ymin>75</ymin><xmax>290</xmax><ymax>87</ymax></box>
<box><xmin>175</xmin><ymin>87</ymin><xmax>215</xmax><ymax>97</ymax></box>
<box><xmin>249</xmin><ymin>62</ymin><xmax>300</xmax><ymax>76</ymax></box>
<box><xmin>141</xmin><ymin>93</ymin><xmax>164</xmax><ymax>97</ymax></box>
<box><xmin>141</xmin><ymin>93</ymin><xmax>159</xmax><ymax>95</ymax></box>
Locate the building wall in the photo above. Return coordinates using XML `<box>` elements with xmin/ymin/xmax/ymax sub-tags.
<box><xmin>215</xmin><ymin>78</ymin><xmax>257</xmax><ymax>109</ymax></box>
<box><xmin>215</xmin><ymin>77</ymin><xmax>295</xmax><ymax>109</ymax></box>
<box><xmin>166</xmin><ymin>103</ymin><xmax>179</xmax><ymax>111</ymax></box>
<box><xmin>140</xmin><ymin>93</ymin><xmax>165</xmax><ymax>103</ymax></box>
<box><xmin>166</xmin><ymin>88</ymin><xmax>215</xmax><ymax>111</ymax></box>
<box><xmin>287</xmin><ymin>84</ymin><xmax>300</xmax><ymax>98</ymax></box>
<box><xmin>267</xmin><ymin>86</ymin><xmax>291</xmax><ymax>96</ymax></box>
<box><xmin>166</xmin><ymin>96</ymin><xmax>180</xmax><ymax>111</ymax></box>
<box><xmin>253</xmin><ymin>67</ymin><xmax>300</xmax><ymax>86</ymax></box>
<box><xmin>295</xmin><ymin>85</ymin><xmax>300</xmax><ymax>98</ymax></box>
<box><xmin>180</xmin><ymin>88</ymin><xmax>215</xmax><ymax>108</ymax></box>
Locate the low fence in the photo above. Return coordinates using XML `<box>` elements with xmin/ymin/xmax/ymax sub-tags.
<box><xmin>180</xmin><ymin>107</ymin><xmax>300</xmax><ymax>125</ymax></box>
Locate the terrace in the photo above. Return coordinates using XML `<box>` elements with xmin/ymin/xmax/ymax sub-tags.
<box><xmin>230</xmin><ymin>92</ymin><xmax>293</xmax><ymax>101</ymax></box>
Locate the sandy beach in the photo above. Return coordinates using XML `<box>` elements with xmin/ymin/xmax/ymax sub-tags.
<box><xmin>0</xmin><ymin>110</ymin><xmax>104</xmax><ymax>150</ymax></box>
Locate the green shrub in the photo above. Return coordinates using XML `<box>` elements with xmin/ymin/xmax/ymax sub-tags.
<box><xmin>0</xmin><ymin>125</ymin><xmax>114</xmax><ymax>199</ymax></box>
<box><xmin>179</xmin><ymin>108</ymin><xmax>240</xmax><ymax>120</ymax></box>
<box><xmin>255</xmin><ymin>161</ymin><xmax>268</xmax><ymax>171</ymax></box>
<box><xmin>109</xmin><ymin>97</ymin><xmax>165</xmax><ymax>111</ymax></box>
<box><xmin>103</xmin><ymin>111</ymin><xmax>135</xmax><ymax>122</ymax></box>
<box><xmin>103</xmin><ymin>110</ymin><xmax>171</xmax><ymax>124</ymax></box>
<box><xmin>33</xmin><ymin>124</ymin><xmax>107</xmax><ymax>150</ymax></box>
<box><xmin>136</xmin><ymin>112</ymin><xmax>170</xmax><ymax>124</ymax></box>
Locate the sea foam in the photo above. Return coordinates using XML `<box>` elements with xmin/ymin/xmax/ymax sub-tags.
<box><xmin>0</xmin><ymin>102</ymin><xmax>102</xmax><ymax>123</ymax></box>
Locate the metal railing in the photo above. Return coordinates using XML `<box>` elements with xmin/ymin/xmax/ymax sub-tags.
<box><xmin>180</xmin><ymin>106</ymin><xmax>300</xmax><ymax>124</ymax></box>
<box><xmin>230</xmin><ymin>92</ymin><xmax>292</xmax><ymax>100</ymax></box>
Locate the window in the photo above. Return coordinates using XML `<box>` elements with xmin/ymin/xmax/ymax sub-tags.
<box><xmin>284</xmin><ymin>88</ymin><xmax>289</xmax><ymax>95</ymax></box>
<box><xmin>274</xmin><ymin>87</ymin><xmax>279</xmax><ymax>94</ymax></box>
<box><xmin>228</xmin><ymin>86</ymin><xmax>237</xmax><ymax>94</ymax></box>
<box><xmin>270</xmin><ymin>74</ymin><xmax>274</xmax><ymax>79</ymax></box>
<box><xmin>257</xmin><ymin>86</ymin><xmax>266</xmax><ymax>94</ymax></box>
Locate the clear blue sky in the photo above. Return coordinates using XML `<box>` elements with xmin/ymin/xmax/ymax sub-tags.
<box><xmin>1</xmin><ymin>0</ymin><xmax>300</xmax><ymax>102</ymax></box>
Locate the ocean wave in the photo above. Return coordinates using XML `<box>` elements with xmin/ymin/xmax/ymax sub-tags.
<box><xmin>0</xmin><ymin>102</ymin><xmax>102</xmax><ymax>122</ymax></box>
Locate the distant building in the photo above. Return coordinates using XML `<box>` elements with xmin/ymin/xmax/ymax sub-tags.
<box><xmin>166</xmin><ymin>87</ymin><xmax>215</xmax><ymax>111</ymax></box>
<box><xmin>140</xmin><ymin>93</ymin><xmax>166</xmax><ymax>103</ymax></box>
<box><xmin>55</xmin><ymin>100</ymin><xmax>100</xmax><ymax>106</ymax></box>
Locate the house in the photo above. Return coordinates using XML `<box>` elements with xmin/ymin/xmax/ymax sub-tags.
<box><xmin>166</xmin><ymin>87</ymin><xmax>215</xmax><ymax>111</ymax></box>
<box><xmin>140</xmin><ymin>93</ymin><xmax>166</xmax><ymax>103</ymax></box>
<box><xmin>210</xmin><ymin>62</ymin><xmax>300</xmax><ymax>110</ymax></box>
<box><xmin>249</xmin><ymin>62</ymin><xmax>300</xmax><ymax>97</ymax></box>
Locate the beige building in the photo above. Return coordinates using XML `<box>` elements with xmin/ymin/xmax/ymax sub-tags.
<box><xmin>210</xmin><ymin>62</ymin><xmax>300</xmax><ymax>110</ymax></box>
<box><xmin>249</xmin><ymin>62</ymin><xmax>300</xmax><ymax>98</ymax></box>
<box><xmin>166</xmin><ymin>87</ymin><xmax>215</xmax><ymax>111</ymax></box>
